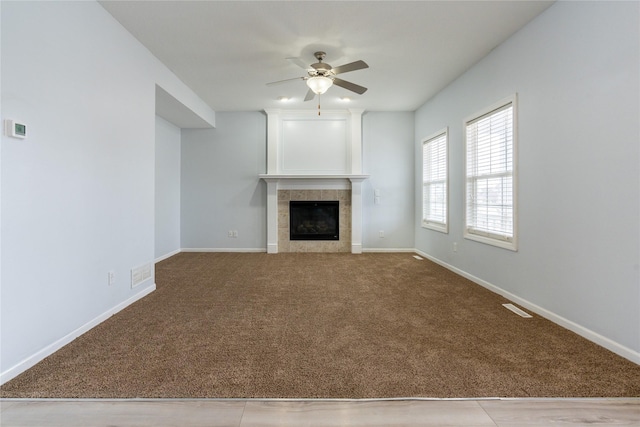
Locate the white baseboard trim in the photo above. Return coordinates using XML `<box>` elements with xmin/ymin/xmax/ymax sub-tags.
<box><xmin>362</xmin><ymin>248</ymin><xmax>416</xmax><ymax>253</ymax></box>
<box><xmin>181</xmin><ymin>248</ymin><xmax>267</xmax><ymax>253</ymax></box>
<box><xmin>266</xmin><ymin>243</ymin><xmax>278</xmax><ymax>254</ymax></box>
<box><xmin>414</xmin><ymin>249</ymin><xmax>640</xmax><ymax>365</ymax></box>
<box><xmin>0</xmin><ymin>284</ymin><xmax>156</xmax><ymax>385</ymax></box>
<box><xmin>155</xmin><ymin>249</ymin><xmax>181</xmax><ymax>263</ymax></box>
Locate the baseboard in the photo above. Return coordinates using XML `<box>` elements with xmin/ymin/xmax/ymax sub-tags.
<box><xmin>414</xmin><ymin>249</ymin><xmax>640</xmax><ymax>365</ymax></box>
<box><xmin>181</xmin><ymin>248</ymin><xmax>267</xmax><ymax>253</ymax></box>
<box><xmin>362</xmin><ymin>248</ymin><xmax>416</xmax><ymax>253</ymax></box>
<box><xmin>0</xmin><ymin>284</ymin><xmax>156</xmax><ymax>385</ymax></box>
<box><xmin>155</xmin><ymin>249</ymin><xmax>181</xmax><ymax>263</ymax></box>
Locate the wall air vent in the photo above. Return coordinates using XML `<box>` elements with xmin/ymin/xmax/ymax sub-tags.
<box><xmin>502</xmin><ymin>303</ymin><xmax>533</xmax><ymax>318</ymax></box>
<box><xmin>131</xmin><ymin>263</ymin><xmax>152</xmax><ymax>288</ymax></box>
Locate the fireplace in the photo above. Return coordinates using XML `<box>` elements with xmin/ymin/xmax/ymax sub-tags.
<box><xmin>290</xmin><ymin>201</ymin><xmax>339</xmax><ymax>241</ymax></box>
<box><xmin>259</xmin><ymin>107</ymin><xmax>368</xmax><ymax>253</ymax></box>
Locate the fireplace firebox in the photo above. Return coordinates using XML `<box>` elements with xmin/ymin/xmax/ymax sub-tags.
<box><xmin>289</xmin><ymin>201</ymin><xmax>339</xmax><ymax>241</ymax></box>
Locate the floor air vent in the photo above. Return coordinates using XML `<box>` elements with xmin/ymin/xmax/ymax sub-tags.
<box><xmin>413</xmin><ymin>255</ymin><xmax>423</xmax><ymax>260</ymax></box>
<box><xmin>502</xmin><ymin>303</ymin><xmax>533</xmax><ymax>318</ymax></box>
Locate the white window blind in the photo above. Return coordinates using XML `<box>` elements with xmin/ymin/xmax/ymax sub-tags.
<box><xmin>465</xmin><ymin>100</ymin><xmax>516</xmax><ymax>249</ymax></box>
<box><xmin>422</xmin><ymin>130</ymin><xmax>448</xmax><ymax>232</ymax></box>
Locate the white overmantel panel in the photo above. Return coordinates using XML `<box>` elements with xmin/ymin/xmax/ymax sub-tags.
<box><xmin>264</xmin><ymin>109</ymin><xmax>364</xmax><ymax>175</ymax></box>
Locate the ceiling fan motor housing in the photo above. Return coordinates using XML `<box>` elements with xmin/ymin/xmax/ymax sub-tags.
<box><xmin>311</xmin><ymin>52</ymin><xmax>333</xmax><ymax>75</ymax></box>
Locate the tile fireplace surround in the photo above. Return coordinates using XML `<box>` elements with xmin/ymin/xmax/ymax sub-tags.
<box><xmin>259</xmin><ymin>175</ymin><xmax>368</xmax><ymax>254</ymax></box>
<box><xmin>259</xmin><ymin>109</ymin><xmax>367</xmax><ymax>254</ymax></box>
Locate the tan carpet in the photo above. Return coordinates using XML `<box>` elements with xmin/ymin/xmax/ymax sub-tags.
<box><xmin>2</xmin><ymin>252</ymin><xmax>639</xmax><ymax>398</ymax></box>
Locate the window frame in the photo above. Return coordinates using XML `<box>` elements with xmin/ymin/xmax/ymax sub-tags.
<box><xmin>421</xmin><ymin>128</ymin><xmax>449</xmax><ymax>233</ymax></box>
<box><xmin>463</xmin><ymin>94</ymin><xmax>518</xmax><ymax>251</ymax></box>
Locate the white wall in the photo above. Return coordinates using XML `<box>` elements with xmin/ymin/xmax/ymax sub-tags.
<box><xmin>414</xmin><ymin>1</ymin><xmax>639</xmax><ymax>359</ymax></box>
<box><xmin>362</xmin><ymin>112</ymin><xmax>415</xmax><ymax>250</ymax></box>
<box><xmin>155</xmin><ymin>116</ymin><xmax>181</xmax><ymax>260</ymax></box>
<box><xmin>0</xmin><ymin>1</ymin><xmax>214</xmax><ymax>382</ymax></box>
<box><xmin>180</xmin><ymin>112</ymin><xmax>267</xmax><ymax>251</ymax></box>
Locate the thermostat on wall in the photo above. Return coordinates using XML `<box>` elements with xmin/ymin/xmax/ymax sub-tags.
<box><xmin>5</xmin><ymin>120</ymin><xmax>27</xmax><ymax>139</ymax></box>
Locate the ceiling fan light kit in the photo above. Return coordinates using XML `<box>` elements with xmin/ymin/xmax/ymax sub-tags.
<box><xmin>306</xmin><ymin>75</ymin><xmax>333</xmax><ymax>95</ymax></box>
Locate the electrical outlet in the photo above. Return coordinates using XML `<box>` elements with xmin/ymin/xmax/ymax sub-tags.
<box><xmin>108</xmin><ymin>271</ymin><xmax>115</xmax><ymax>286</ymax></box>
<box><xmin>379</xmin><ymin>230</ymin><xmax>385</xmax><ymax>238</ymax></box>
<box><xmin>453</xmin><ymin>242</ymin><xmax>458</xmax><ymax>252</ymax></box>
<box><xmin>232</xmin><ymin>230</ymin><xmax>238</xmax><ymax>238</ymax></box>
<box><xmin>228</xmin><ymin>230</ymin><xmax>233</xmax><ymax>237</ymax></box>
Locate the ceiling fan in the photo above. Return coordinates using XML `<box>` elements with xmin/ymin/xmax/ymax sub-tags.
<box><xmin>267</xmin><ymin>51</ymin><xmax>369</xmax><ymax>101</ymax></box>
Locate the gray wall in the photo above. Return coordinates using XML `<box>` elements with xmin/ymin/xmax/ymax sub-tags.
<box><xmin>362</xmin><ymin>112</ymin><xmax>415</xmax><ymax>250</ymax></box>
<box><xmin>180</xmin><ymin>112</ymin><xmax>267</xmax><ymax>251</ymax></box>
<box><xmin>155</xmin><ymin>116</ymin><xmax>182</xmax><ymax>260</ymax></box>
<box><xmin>414</xmin><ymin>1</ymin><xmax>639</xmax><ymax>356</ymax></box>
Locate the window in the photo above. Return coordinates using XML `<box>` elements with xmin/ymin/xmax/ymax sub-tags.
<box><xmin>422</xmin><ymin>129</ymin><xmax>448</xmax><ymax>233</ymax></box>
<box><xmin>464</xmin><ymin>95</ymin><xmax>517</xmax><ymax>250</ymax></box>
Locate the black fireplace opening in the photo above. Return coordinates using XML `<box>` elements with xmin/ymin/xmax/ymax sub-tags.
<box><xmin>290</xmin><ymin>201</ymin><xmax>339</xmax><ymax>241</ymax></box>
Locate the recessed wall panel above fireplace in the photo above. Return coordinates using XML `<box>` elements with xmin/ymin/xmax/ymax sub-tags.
<box><xmin>281</xmin><ymin>119</ymin><xmax>349</xmax><ymax>174</ymax></box>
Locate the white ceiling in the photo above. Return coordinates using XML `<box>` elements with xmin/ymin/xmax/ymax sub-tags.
<box><xmin>100</xmin><ymin>0</ymin><xmax>554</xmax><ymax>113</ymax></box>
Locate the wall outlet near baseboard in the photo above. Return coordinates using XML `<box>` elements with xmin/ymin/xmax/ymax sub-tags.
<box><xmin>108</xmin><ymin>271</ymin><xmax>115</xmax><ymax>286</ymax></box>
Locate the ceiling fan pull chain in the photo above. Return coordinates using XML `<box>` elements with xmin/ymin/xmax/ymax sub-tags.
<box><xmin>318</xmin><ymin>94</ymin><xmax>321</xmax><ymax>116</ymax></box>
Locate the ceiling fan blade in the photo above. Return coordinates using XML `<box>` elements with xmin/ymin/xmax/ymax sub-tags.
<box><xmin>304</xmin><ymin>88</ymin><xmax>316</xmax><ymax>102</ymax></box>
<box><xmin>286</xmin><ymin>57</ymin><xmax>310</xmax><ymax>70</ymax></box>
<box><xmin>266</xmin><ymin>76</ymin><xmax>304</xmax><ymax>86</ymax></box>
<box><xmin>331</xmin><ymin>60</ymin><xmax>369</xmax><ymax>75</ymax></box>
<box><xmin>332</xmin><ymin>78</ymin><xmax>368</xmax><ymax>95</ymax></box>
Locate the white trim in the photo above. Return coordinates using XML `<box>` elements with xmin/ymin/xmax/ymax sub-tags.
<box><xmin>180</xmin><ymin>248</ymin><xmax>267</xmax><ymax>253</ymax></box>
<box><xmin>266</xmin><ymin>243</ymin><xmax>278</xmax><ymax>254</ymax></box>
<box><xmin>414</xmin><ymin>249</ymin><xmax>640</xmax><ymax>365</ymax></box>
<box><xmin>0</xmin><ymin>284</ymin><xmax>156</xmax><ymax>385</ymax></box>
<box><xmin>463</xmin><ymin>94</ymin><xmax>518</xmax><ymax>251</ymax></box>
<box><xmin>351</xmin><ymin>243</ymin><xmax>363</xmax><ymax>254</ymax></box>
<box><xmin>421</xmin><ymin>127</ymin><xmax>449</xmax><ymax>234</ymax></box>
<box><xmin>362</xmin><ymin>248</ymin><xmax>416</xmax><ymax>253</ymax></box>
<box><xmin>155</xmin><ymin>249</ymin><xmax>181</xmax><ymax>263</ymax></box>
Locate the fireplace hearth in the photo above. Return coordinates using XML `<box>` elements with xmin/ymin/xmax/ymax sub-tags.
<box><xmin>289</xmin><ymin>201</ymin><xmax>339</xmax><ymax>241</ymax></box>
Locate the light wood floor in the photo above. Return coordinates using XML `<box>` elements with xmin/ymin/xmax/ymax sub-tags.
<box><xmin>1</xmin><ymin>398</ymin><xmax>639</xmax><ymax>426</ymax></box>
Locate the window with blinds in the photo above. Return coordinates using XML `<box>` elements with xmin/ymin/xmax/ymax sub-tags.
<box><xmin>465</xmin><ymin>96</ymin><xmax>517</xmax><ymax>250</ymax></box>
<box><xmin>422</xmin><ymin>129</ymin><xmax>448</xmax><ymax>233</ymax></box>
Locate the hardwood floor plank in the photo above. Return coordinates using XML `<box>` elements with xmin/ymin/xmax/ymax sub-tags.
<box><xmin>240</xmin><ymin>400</ymin><xmax>498</xmax><ymax>427</ymax></box>
<box><xmin>479</xmin><ymin>399</ymin><xmax>640</xmax><ymax>427</ymax></box>
<box><xmin>0</xmin><ymin>399</ymin><xmax>246</xmax><ymax>427</ymax></box>
<box><xmin>0</xmin><ymin>400</ymin><xmax>20</xmax><ymax>413</ymax></box>
<box><xmin>3</xmin><ymin>398</ymin><xmax>638</xmax><ymax>427</ymax></box>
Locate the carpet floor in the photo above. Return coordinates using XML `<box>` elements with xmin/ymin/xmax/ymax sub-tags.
<box><xmin>2</xmin><ymin>252</ymin><xmax>639</xmax><ymax>398</ymax></box>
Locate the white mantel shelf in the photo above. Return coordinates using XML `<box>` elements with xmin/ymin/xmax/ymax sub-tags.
<box><xmin>259</xmin><ymin>174</ymin><xmax>369</xmax><ymax>180</ymax></box>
